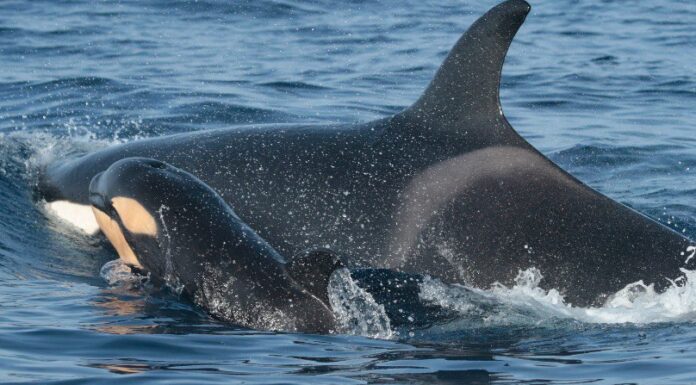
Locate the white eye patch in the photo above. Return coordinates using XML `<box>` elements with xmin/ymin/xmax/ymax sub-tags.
<box><xmin>111</xmin><ymin>197</ymin><xmax>158</xmax><ymax>237</ymax></box>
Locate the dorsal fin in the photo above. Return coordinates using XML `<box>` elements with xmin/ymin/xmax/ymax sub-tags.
<box><xmin>398</xmin><ymin>0</ymin><xmax>530</xmax><ymax>144</ymax></box>
<box><xmin>286</xmin><ymin>248</ymin><xmax>344</xmax><ymax>306</ymax></box>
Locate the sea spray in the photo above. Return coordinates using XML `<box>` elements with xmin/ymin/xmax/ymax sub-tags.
<box><xmin>327</xmin><ymin>268</ymin><xmax>393</xmax><ymax>339</ymax></box>
<box><xmin>419</xmin><ymin>266</ymin><xmax>696</xmax><ymax>327</ymax></box>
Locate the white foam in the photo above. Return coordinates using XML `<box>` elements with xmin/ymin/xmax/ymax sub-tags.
<box><xmin>100</xmin><ymin>259</ymin><xmax>147</xmax><ymax>286</ymax></box>
<box><xmin>44</xmin><ymin>200</ymin><xmax>100</xmax><ymax>235</ymax></box>
<box><xmin>420</xmin><ymin>264</ymin><xmax>696</xmax><ymax>326</ymax></box>
<box><xmin>328</xmin><ymin>268</ymin><xmax>394</xmax><ymax>339</ymax></box>
<box><xmin>579</xmin><ymin>268</ymin><xmax>696</xmax><ymax>323</ymax></box>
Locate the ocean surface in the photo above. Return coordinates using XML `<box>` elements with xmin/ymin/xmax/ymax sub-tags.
<box><xmin>1</xmin><ymin>0</ymin><xmax>695</xmax><ymax>384</ymax></box>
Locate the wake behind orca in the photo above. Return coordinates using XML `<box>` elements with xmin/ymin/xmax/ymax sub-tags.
<box><xmin>38</xmin><ymin>0</ymin><xmax>695</xmax><ymax>308</ymax></box>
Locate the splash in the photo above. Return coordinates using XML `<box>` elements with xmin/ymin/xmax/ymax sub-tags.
<box><xmin>420</xmin><ymin>265</ymin><xmax>696</xmax><ymax>327</ymax></box>
<box><xmin>327</xmin><ymin>268</ymin><xmax>394</xmax><ymax>339</ymax></box>
<box><xmin>155</xmin><ymin>204</ymin><xmax>185</xmax><ymax>295</ymax></box>
<box><xmin>418</xmin><ymin>270</ymin><xmax>569</xmax><ymax>328</ymax></box>
<box><xmin>99</xmin><ymin>259</ymin><xmax>148</xmax><ymax>287</ymax></box>
<box><xmin>580</xmin><ymin>268</ymin><xmax>696</xmax><ymax>323</ymax></box>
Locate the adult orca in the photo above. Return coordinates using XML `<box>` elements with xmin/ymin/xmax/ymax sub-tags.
<box><xmin>39</xmin><ymin>0</ymin><xmax>695</xmax><ymax>307</ymax></box>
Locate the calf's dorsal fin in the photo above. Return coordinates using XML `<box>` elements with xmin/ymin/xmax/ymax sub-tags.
<box><xmin>286</xmin><ymin>248</ymin><xmax>344</xmax><ymax>307</ymax></box>
<box><xmin>397</xmin><ymin>0</ymin><xmax>530</xmax><ymax>145</ymax></box>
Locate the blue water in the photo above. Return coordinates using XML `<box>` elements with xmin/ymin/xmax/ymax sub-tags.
<box><xmin>1</xmin><ymin>0</ymin><xmax>695</xmax><ymax>383</ymax></box>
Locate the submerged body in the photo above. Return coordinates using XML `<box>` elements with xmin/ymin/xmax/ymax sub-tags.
<box><xmin>39</xmin><ymin>0</ymin><xmax>695</xmax><ymax>306</ymax></box>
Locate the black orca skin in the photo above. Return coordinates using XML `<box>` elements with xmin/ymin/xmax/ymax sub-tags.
<box><xmin>39</xmin><ymin>0</ymin><xmax>695</xmax><ymax>306</ymax></box>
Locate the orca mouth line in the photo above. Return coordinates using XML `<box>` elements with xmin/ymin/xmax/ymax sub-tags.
<box><xmin>89</xmin><ymin>192</ymin><xmax>110</xmax><ymax>213</ymax></box>
<box><xmin>88</xmin><ymin>172</ymin><xmax>116</xmax><ymax>218</ymax></box>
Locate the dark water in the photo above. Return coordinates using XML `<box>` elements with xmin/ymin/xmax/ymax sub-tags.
<box><xmin>1</xmin><ymin>0</ymin><xmax>695</xmax><ymax>383</ymax></box>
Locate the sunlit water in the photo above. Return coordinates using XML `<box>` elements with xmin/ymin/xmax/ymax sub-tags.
<box><xmin>0</xmin><ymin>0</ymin><xmax>695</xmax><ymax>383</ymax></box>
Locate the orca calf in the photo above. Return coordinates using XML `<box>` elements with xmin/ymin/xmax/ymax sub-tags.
<box><xmin>40</xmin><ymin>0</ymin><xmax>695</xmax><ymax>307</ymax></box>
<box><xmin>89</xmin><ymin>157</ymin><xmax>341</xmax><ymax>333</ymax></box>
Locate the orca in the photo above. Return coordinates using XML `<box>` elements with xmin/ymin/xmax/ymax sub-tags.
<box><xmin>89</xmin><ymin>157</ymin><xmax>341</xmax><ymax>333</ymax></box>
<box><xmin>39</xmin><ymin>0</ymin><xmax>695</xmax><ymax>307</ymax></box>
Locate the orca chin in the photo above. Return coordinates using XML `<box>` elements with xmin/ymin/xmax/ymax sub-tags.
<box><xmin>38</xmin><ymin>0</ymin><xmax>694</xmax><ymax>308</ymax></box>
